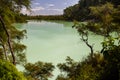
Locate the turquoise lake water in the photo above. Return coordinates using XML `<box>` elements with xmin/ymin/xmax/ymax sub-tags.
<box><xmin>15</xmin><ymin>20</ymin><xmax>103</xmax><ymax>80</ymax></box>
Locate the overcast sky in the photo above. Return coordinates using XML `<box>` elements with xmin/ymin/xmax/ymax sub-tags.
<box><xmin>21</xmin><ymin>0</ymin><xmax>79</xmax><ymax>15</ymax></box>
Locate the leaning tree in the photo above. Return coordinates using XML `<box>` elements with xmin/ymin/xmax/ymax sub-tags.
<box><xmin>0</xmin><ymin>0</ymin><xmax>31</xmax><ymax>65</ymax></box>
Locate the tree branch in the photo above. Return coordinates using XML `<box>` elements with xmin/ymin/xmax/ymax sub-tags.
<box><xmin>81</xmin><ymin>34</ymin><xmax>94</xmax><ymax>57</ymax></box>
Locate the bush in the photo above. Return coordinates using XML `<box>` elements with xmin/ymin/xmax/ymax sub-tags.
<box><xmin>0</xmin><ymin>59</ymin><xmax>26</xmax><ymax>80</ymax></box>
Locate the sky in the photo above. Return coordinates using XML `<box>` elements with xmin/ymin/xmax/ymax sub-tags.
<box><xmin>21</xmin><ymin>0</ymin><xmax>79</xmax><ymax>15</ymax></box>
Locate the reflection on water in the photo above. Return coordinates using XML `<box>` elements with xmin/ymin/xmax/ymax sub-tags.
<box><xmin>16</xmin><ymin>20</ymin><xmax>103</xmax><ymax>80</ymax></box>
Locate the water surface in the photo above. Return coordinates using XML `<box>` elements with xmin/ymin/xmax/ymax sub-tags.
<box><xmin>15</xmin><ymin>20</ymin><xmax>103</xmax><ymax>80</ymax></box>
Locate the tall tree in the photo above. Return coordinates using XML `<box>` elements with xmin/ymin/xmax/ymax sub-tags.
<box><xmin>0</xmin><ymin>0</ymin><xmax>31</xmax><ymax>65</ymax></box>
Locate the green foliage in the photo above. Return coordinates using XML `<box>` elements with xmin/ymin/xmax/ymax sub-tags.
<box><xmin>0</xmin><ymin>0</ymin><xmax>30</xmax><ymax>24</ymax></box>
<box><xmin>59</xmin><ymin>1</ymin><xmax>120</xmax><ymax>80</ymax></box>
<box><xmin>77</xmin><ymin>54</ymin><xmax>104</xmax><ymax>80</ymax></box>
<box><xmin>101</xmin><ymin>36</ymin><xmax>120</xmax><ymax>51</ymax></box>
<box><xmin>0</xmin><ymin>0</ymin><xmax>31</xmax><ymax>65</ymax></box>
<box><xmin>73</xmin><ymin>3</ymin><xmax>120</xmax><ymax>54</ymax></box>
<box><xmin>24</xmin><ymin>61</ymin><xmax>55</xmax><ymax>80</ymax></box>
<box><xmin>57</xmin><ymin>56</ymin><xmax>79</xmax><ymax>80</ymax></box>
<box><xmin>57</xmin><ymin>54</ymin><xmax>104</xmax><ymax>80</ymax></box>
<box><xmin>63</xmin><ymin>0</ymin><xmax>120</xmax><ymax>21</ymax></box>
<box><xmin>0</xmin><ymin>59</ymin><xmax>26</xmax><ymax>80</ymax></box>
<box><xmin>77</xmin><ymin>64</ymin><xmax>100</xmax><ymax>80</ymax></box>
<box><xmin>88</xmin><ymin>3</ymin><xmax>119</xmax><ymax>37</ymax></box>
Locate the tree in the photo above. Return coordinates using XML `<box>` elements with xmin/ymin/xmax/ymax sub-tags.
<box><xmin>73</xmin><ymin>21</ymin><xmax>94</xmax><ymax>57</ymax></box>
<box><xmin>57</xmin><ymin>56</ymin><xmax>79</xmax><ymax>80</ymax></box>
<box><xmin>24</xmin><ymin>61</ymin><xmax>54</xmax><ymax>80</ymax></box>
<box><xmin>87</xmin><ymin>3</ymin><xmax>120</xmax><ymax>53</ymax></box>
<box><xmin>57</xmin><ymin>54</ymin><xmax>104</xmax><ymax>80</ymax></box>
<box><xmin>73</xmin><ymin>3</ymin><xmax>120</xmax><ymax>56</ymax></box>
<box><xmin>63</xmin><ymin>4</ymin><xmax>80</xmax><ymax>21</ymax></box>
<box><xmin>0</xmin><ymin>0</ymin><xmax>31</xmax><ymax>65</ymax></box>
<box><xmin>72</xmin><ymin>2</ymin><xmax>120</xmax><ymax>80</ymax></box>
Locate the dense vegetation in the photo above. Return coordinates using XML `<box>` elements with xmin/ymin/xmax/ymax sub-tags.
<box><xmin>63</xmin><ymin>0</ymin><xmax>120</xmax><ymax>21</ymax></box>
<box><xmin>28</xmin><ymin>15</ymin><xmax>65</xmax><ymax>20</ymax></box>
<box><xmin>0</xmin><ymin>0</ymin><xmax>120</xmax><ymax>80</ymax></box>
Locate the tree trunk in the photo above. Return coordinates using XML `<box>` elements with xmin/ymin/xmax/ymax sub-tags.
<box><xmin>85</xmin><ymin>41</ymin><xmax>94</xmax><ymax>57</ymax></box>
<box><xmin>81</xmin><ymin>35</ymin><xmax>94</xmax><ymax>58</ymax></box>
<box><xmin>0</xmin><ymin>37</ymin><xmax>7</xmax><ymax>60</ymax></box>
<box><xmin>0</xmin><ymin>16</ymin><xmax>15</xmax><ymax>65</ymax></box>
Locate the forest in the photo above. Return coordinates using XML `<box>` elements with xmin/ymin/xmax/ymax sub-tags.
<box><xmin>0</xmin><ymin>0</ymin><xmax>120</xmax><ymax>80</ymax></box>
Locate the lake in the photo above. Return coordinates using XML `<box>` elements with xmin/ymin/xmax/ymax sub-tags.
<box><xmin>15</xmin><ymin>20</ymin><xmax>103</xmax><ymax>80</ymax></box>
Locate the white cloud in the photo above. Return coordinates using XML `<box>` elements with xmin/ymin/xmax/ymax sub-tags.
<box><xmin>47</xmin><ymin>9</ymin><xmax>62</xmax><ymax>12</ymax></box>
<box><xmin>47</xmin><ymin>4</ymin><xmax>55</xmax><ymax>7</ymax></box>
<box><xmin>21</xmin><ymin>6</ymin><xmax>45</xmax><ymax>15</ymax></box>
<box><xmin>21</xmin><ymin>8</ymin><xmax>30</xmax><ymax>15</ymax></box>
<box><xmin>31</xmin><ymin>6</ymin><xmax>45</xmax><ymax>11</ymax></box>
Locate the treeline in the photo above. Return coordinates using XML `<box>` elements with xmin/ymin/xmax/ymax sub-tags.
<box><xmin>28</xmin><ymin>0</ymin><xmax>120</xmax><ymax>21</ymax></box>
<box><xmin>15</xmin><ymin>14</ymin><xmax>28</xmax><ymax>23</ymax></box>
<box><xmin>28</xmin><ymin>15</ymin><xmax>65</xmax><ymax>20</ymax></box>
<box><xmin>63</xmin><ymin>0</ymin><xmax>120</xmax><ymax>21</ymax></box>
